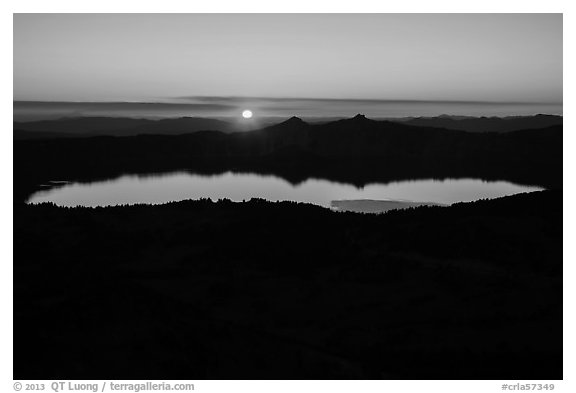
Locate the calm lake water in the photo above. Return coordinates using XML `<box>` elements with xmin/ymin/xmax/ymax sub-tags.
<box><xmin>27</xmin><ymin>172</ymin><xmax>543</xmax><ymax>213</ymax></box>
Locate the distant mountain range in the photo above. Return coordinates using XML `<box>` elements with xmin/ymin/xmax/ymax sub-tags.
<box><xmin>13</xmin><ymin>116</ymin><xmax>235</xmax><ymax>139</ymax></box>
<box><xmin>13</xmin><ymin>114</ymin><xmax>562</xmax><ymax>140</ymax></box>
<box><xmin>389</xmin><ymin>114</ymin><xmax>562</xmax><ymax>133</ymax></box>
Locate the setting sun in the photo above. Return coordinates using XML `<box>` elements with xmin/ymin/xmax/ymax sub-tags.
<box><xmin>242</xmin><ymin>109</ymin><xmax>253</xmax><ymax>119</ymax></box>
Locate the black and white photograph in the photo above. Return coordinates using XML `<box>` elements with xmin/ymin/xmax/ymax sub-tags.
<box><xmin>8</xmin><ymin>5</ymin><xmax>570</xmax><ymax>389</ymax></box>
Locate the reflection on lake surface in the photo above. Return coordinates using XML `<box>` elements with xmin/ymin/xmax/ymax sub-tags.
<box><xmin>27</xmin><ymin>172</ymin><xmax>543</xmax><ymax>213</ymax></box>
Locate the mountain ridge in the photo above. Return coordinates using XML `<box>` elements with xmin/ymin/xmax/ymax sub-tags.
<box><xmin>14</xmin><ymin>114</ymin><xmax>562</xmax><ymax>139</ymax></box>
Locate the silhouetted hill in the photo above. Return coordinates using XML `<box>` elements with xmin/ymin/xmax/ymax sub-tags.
<box><xmin>13</xmin><ymin>111</ymin><xmax>563</xmax><ymax>379</ymax></box>
<box><xmin>14</xmin><ymin>190</ymin><xmax>562</xmax><ymax>379</ymax></box>
<box><xmin>13</xmin><ymin>115</ymin><xmax>562</xmax><ymax>203</ymax></box>
<box><xmin>14</xmin><ymin>114</ymin><xmax>563</xmax><ymax>139</ymax></box>
<box><xmin>13</xmin><ymin>116</ymin><xmax>235</xmax><ymax>138</ymax></box>
<box><xmin>392</xmin><ymin>114</ymin><xmax>562</xmax><ymax>133</ymax></box>
<box><xmin>13</xmin><ymin>129</ymin><xmax>75</xmax><ymax>140</ymax></box>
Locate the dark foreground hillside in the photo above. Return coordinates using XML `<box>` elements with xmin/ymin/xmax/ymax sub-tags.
<box><xmin>14</xmin><ymin>191</ymin><xmax>562</xmax><ymax>379</ymax></box>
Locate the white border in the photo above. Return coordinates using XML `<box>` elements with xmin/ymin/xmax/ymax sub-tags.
<box><xmin>3</xmin><ymin>1</ymin><xmax>570</xmax><ymax>13</ymax></box>
<box><xmin>3</xmin><ymin>2</ymin><xmax>572</xmax><ymax>392</ymax></box>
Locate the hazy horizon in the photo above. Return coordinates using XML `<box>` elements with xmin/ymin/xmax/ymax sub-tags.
<box><xmin>13</xmin><ymin>97</ymin><xmax>563</xmax><ymax>122</ymax></box>
<box><xmin>14</xmin><ymin>14</ymin><xmax>562</xmax><ymax>107</ymax></box>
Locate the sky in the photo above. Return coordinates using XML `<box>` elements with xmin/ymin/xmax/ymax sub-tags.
<box><xmin>13</xmin><ymin>14</ymin><xmax>562</xmax><ymax>118</ymax></box>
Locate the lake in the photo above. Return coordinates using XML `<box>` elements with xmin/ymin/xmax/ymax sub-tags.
<box><xmin>26</xmin><ymin>172</ymin><xmax>544</xmax><ymax>213</ymax></box>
